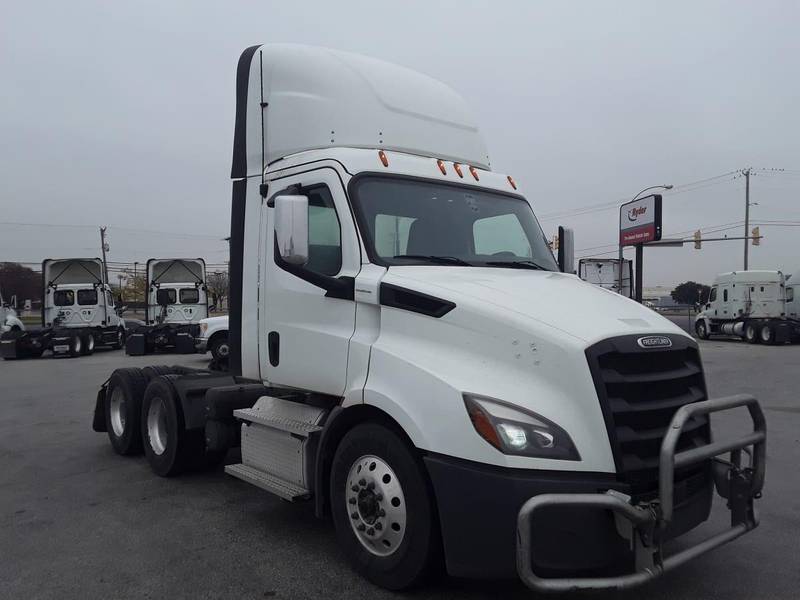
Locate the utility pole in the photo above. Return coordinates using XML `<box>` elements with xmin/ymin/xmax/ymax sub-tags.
<box><xmin>99</xmin><ymin>226</ymin><xmax>109</xmax><ymax>285</ymax></box>
<box><xmin>743</xmin><ymin>168</ymin><xmax>751</xmax><ymax>271</ymax></box>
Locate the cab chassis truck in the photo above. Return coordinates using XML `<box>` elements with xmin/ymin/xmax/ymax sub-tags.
<box><xmin>92</xmin><ymin>45</ymin><xmax>766</xmax><ymax>592</ymax></box>
<box><xmin>1</xmin><ymin>258</ymin><xmax>125</xmax><ymax>359</ymax></box>
<box><xmin>125</xmin><ymin>258</ymin><xmax>208</xmax><ymax>355</ymax></box>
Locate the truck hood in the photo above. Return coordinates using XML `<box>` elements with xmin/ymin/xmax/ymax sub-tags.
<box><xmin>384</xmin><ymin>266</ymin><xmax>686</xmax><ymax>347</ymax></box>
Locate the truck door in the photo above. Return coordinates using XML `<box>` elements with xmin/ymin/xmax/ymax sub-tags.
<box><xmin>259</xmin><ymin>168</ymin><xmax>360</xmax><ymax>395</ymax></box>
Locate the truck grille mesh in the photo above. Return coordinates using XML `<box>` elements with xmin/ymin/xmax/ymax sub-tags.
<box><xmin>586</xmin><ymin>336</ymin><xmax>711</xmax><ymax>499</ymax></box>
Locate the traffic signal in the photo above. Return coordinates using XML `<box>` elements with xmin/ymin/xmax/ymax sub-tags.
<box><xmin>752</xmin><ymin>226</ymin><xmax>760</xmax><ymax>246</ymax></box>
<box><xmin>694</xmin><ymin>230</ymin><xmax>702</xmax><ymax>249</ymax></box>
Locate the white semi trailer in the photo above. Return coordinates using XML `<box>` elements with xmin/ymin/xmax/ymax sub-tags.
<box><xmin>578</xmin><ymin>258</ymin><xmax>633</xmax><ymax>297</ymax></box>
<box><xmin>695</xmin><ymin>270</ymin><xmax>800</xmax><ymax>344</ymax></box>
<box><xmin>1</xmin><ymin>258</ymin><xmax>125</xmax><ymax>359</ymax></box>
<box><xmin>91</xmin><ymin>45</ymin><xmax>765</xmax><ymax>592</ymax></box>
<box><xmin>125</xmin><ymin>258</ymin><xmax>208</xmax><ymax>355</ymax></box>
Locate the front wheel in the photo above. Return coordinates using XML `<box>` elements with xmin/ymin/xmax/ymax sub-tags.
<box><xmin>330</xmin><ymin>423</ymin><xmax>441</xmax><ymax>590</ymax></box>
<box><xmin>110</xmin><ymin>328</ymin><xmax>125</xmax><ymax>350</ymax></box>
<box><xmin>209</xmin><ymin>334</ymin><xmax>230</xmax><ymax>362</ymax></box>
<box><xmin>695</xmin><ymin>320</ymin><xmax>710</xmax><ymax>340</ymax></box>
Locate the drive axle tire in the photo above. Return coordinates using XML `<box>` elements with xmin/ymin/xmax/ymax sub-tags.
<box><xmin>695</xmin><ymin>320</ymin><xmax>710</xmax><ymax>340</ymax></box>
<box><xmin>68</xmin><ymin>333</ymin><xmax>83</xmax><ymax>357</ymax></box>
<box><xmin>330</xmin><ymin>423</ymin><xmax>442</xmax><ymax>591</ymax></box>
<box><xmin>105</xmin><ymin>368</ymin><xmax>148</xmax><ymax>455</ymax></box>
<box><xmin>81</xmin><ymin>332</ymin><xmax>95</xmax><ymax>356</ymax></box>
<box><xmin>744</xmin><ymin>322</ymin><xmax>759</xmax><ymax>344</ymax></box>
<box><xmin>141</xmin><ymin>375</ymin><xmax>204</xmax><ymax>477</ymax></box>
<box><xmin>760</xmin><ymin>324</ymin><xmax>776</xmax><ymax>345</ymax></box>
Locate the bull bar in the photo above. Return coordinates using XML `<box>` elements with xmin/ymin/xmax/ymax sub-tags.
<box><xmin>516</xmin><ymin>394</ymin><xmax>766</xmax><ymax>592</ymax></box>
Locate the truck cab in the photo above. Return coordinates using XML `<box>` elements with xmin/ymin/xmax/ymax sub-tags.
<box><xmin>695</xmin><ymin>270</ymin><xmax>799</xmax><ymax>343</ymax></box>
<box><xmin>93</xmin><ymin>44</ymin><xmax>766</xmax><ymax>593</ymax></box>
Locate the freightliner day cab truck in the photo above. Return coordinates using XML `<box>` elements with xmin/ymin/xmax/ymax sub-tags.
<box><xmin>125</xmin><ymin>258</ymin><xmax>208</xmax><ymax>355</ymax></box>
<box><xmin>2</xmin><ymin>258</ymin><xmax>126</xmax><ymax>359</ymax></box>
<box><xmin>92</xmin><ymin>45</ymin><xmax>766</xmax><ymax>592</ymax></box>
<box><xmin>695</xmin><ymin>270</ymin><xmax>800</xmax><ymax>344</ymax></box>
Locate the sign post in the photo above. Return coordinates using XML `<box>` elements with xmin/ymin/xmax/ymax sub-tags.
<box><xmin>619</xmin><ymin>194</ymin><xmax>662</xmax><ymax>303</ymax></box>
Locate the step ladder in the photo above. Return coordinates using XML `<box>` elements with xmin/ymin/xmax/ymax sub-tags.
<box><xmin>224</xmin><ymin>395</ymin><xmax>326</xmax><ymax>502</ymax></box>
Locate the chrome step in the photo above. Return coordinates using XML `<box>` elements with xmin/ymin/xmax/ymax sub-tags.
<box><xmin>234</xmin><ymin>407</ymin><xmax>322</xmax><ymax>437</ymax></box>
<box><xmin>225</xmin><ymin>463</ymin><xmax>311</xmax><ymax>501</ymax></box>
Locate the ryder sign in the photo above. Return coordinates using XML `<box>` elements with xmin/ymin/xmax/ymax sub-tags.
<box><xmin>620</xmin><ymin>194</ymin><xmax>662</xmax><ymax>246</ymax></box>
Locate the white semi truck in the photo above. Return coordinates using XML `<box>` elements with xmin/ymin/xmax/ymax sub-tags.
<box><xmin>0</xmin><ymin>286</ymin><xmax>25</xmax><ymax>333</ymax></box>
<box><xmin>578</xmin><ymin>258</ymin><xmax>633</xmax><ymax>297</ymax></box>
<box><xmin>1</xmin><ymin>258</ymin><xmax>126</xmax><ymax>359</ymax></box>
<box><xmin>125</xmin><ymin>258</ymin><xmax>208</xmax><ymax>355</ymax></box>
<box><xmin>695</xmin><ymin>270</ymin><xmax>800</xmax><ymax>344</ymax></box>
<box><xmin>91</xmin><ymin>45</ymin><xmax>766</xmax><ymax>592</ymax></box>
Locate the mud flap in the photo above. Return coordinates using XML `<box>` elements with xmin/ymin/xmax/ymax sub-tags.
<box><xmin>93</xmin><ymin>384</ymin><xmax>108</xmax><ymax>432</ymax></box>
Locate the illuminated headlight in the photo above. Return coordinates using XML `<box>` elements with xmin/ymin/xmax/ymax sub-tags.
<box><xmin>463</xmin><ymin>394</ymin><xmax>580</xmax><ymax>460</ymax></box>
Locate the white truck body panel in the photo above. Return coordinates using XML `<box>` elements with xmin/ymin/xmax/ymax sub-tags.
<box><xmin>578</xmin><ymin>258</ymin><xmax>632</xmax><ymax>297</ymax></box>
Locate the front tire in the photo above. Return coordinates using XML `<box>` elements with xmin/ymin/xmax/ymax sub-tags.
<box><xmin>330</xmin><ymin>423</ymin><xmax>441</xmax><ymax>590</ymax></box>
<box><xmin>110</xmin><ymin>328</ymin><xmax>125</xmax><ymax>350</ymax></box>
<box><xmin>695</xmin><ymin>320</ymin><xmax>710</xmax><ymax>340</ymax></box>
<box><xmin>745</xmin><ymin>322</ymin><xmax>759</xmax><ymax>344</ymax></box>
<box><xmin>209</xmin><ymin>334</ymin><xmax>230</xmax><ymax>362</ymax></box>
<box><xmin>105</xmin><ymin>368</ymin><xmax>148</xmax><ymax>455</ymax></box>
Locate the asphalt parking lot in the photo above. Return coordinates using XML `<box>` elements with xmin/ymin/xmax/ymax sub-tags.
<box><xmin>1</xmin><ymin>340</ymin><xmax>798</xmax><ymax>600</ymax></box>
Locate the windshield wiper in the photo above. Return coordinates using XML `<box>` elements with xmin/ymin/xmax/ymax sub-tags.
<box><xmin>393</xmin><ymin>254</ymin><xmax>473</xmax><ymax>266</ymax></box>
<box><xmin>484</xmin><ymin>259</ymin><xmax>549</xmax><ymax>271</ymax></box>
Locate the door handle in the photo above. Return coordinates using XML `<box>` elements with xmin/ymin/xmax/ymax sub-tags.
<box><xmin>268</xmin><ymin>331</ymin><xmax>279</xmax><ymax>366</ymax></box>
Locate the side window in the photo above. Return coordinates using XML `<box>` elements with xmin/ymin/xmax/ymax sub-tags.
<box><xmin>374</xmin><ymin>215</ymin><xmax>415</xmax><ymax>257</ymax></box>
<box><xmin>473</xmin><ymin>214</ymin><xmax>532</xmax><ymax>258</ymax></box>
<box><xmin>709</xmin><ymin>287</ymin><xmax>717</xmax><ymax>302</ymax></box>
<box><xmin>723</xmin><ymin>288</ymin><xmax>728</xmax><ymax>302</ymax></box>
<box><xmin>53</xmin><ymin>290</ymin><xmax>74</xmax><ymax>306</ymax></box>
<box><xmin>180</xmin><ymin>288</ymin><xmax>199</xmax><ymax>304</ymax></box>
<box><xmin>106</xmin><ymin>290</ymin><xmax>114</xmax><ymax>307</ymax></box>
<box><xmin>787</xmin><ymin>287</ymin><xmax>794</xmax><ymax>302</ymax></box>
<box><xmin>77</xmin><ymin>289</ymin><xmax>98</xmax><ymax>306</ymax></box>
<box><xmin>306</xmin><ymin>186</ymin><xmax>342</xmax><ymax>276</ymax></box>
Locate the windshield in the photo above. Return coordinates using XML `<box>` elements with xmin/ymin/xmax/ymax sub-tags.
<box><xmin>350</xmin><ymin>176</ymin><xmax>558</xmax><ymax>270</ymax></box>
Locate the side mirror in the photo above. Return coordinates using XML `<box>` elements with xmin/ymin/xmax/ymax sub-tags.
<box><xmin>557</xmin><ymin>226</ymin><xmax>575</xmax><ymax>274</ymax></box>
<box><xmin>274</xmin><ymin>194</ymin><xmax>309</xmax><ymax>266</ymax></box>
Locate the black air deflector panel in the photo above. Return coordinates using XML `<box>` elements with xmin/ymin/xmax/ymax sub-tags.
<box><xmin>379</xmin><ymin>283</ymin><xmax>455</xmax><ymax>318</ymax></box>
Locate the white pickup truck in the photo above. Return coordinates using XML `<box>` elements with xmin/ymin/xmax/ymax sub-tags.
<box><xmin>91</xmin><ymin>44</ymin><xmax>765</xmax><ymax>593</ymax></box>
<box><xmin>195</xmin><ymin>315</ymin><xmax>229</xmax><ymax>361</ymax></box>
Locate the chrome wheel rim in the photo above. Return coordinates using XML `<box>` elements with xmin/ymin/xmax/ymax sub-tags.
<box><xmin>73</xmin><ymin>336</ymin><xmax>82</xmax><ymax>353</ymax></box>
<box><xmin>109</xmin><ymin>387</ymin><xmax>126</xmax><ymax>437</ymax></box>
<box><xmin>146</xmin><ymin>397</ymin><xmax>168</xmax><ymax>455</ymax></box>
<box><xmin>697</xmin><ymin>323</ymin><xmax>706</xmax><ymax>337</ymax></box>
<box><xmin>346</xmin><ymin>455</ymin><xmax>406</xmax><ymax>557</ymax></box>
<box><xmin>86</xmin><ymin>334</ymin><xmax>95</xmax><ymax>352</ymax></box>
<box><xmin>761</xmin><ymin>327</ymin><xmax>771</xmax><ymax>342</ymax></box>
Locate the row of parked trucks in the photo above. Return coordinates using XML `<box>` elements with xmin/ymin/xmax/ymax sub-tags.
<box><xmin>88</xmin><ymin>44</ymin><xmax>765</xmax><ymax>593</ymax></box>
<box><xmin>0</xmin><ymin>257</ymin><xmax>210</xmax><ymax>359</ymax></box>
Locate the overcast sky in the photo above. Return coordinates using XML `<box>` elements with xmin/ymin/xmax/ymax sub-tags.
<box><xmin>2</xmin><ymin>1</ymin><xmax>798</xmax><ymax>287</ymax></box>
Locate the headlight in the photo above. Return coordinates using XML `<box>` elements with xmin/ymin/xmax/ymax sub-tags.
<box><xmin>199</xmin><ymin>323</ymin><xmax>207</xmax><ymax>335</ymax></box>
<box><xmin>463</xmin><ymin>394</ymin><xmax>580</xmax><ymax>460</ymax></box>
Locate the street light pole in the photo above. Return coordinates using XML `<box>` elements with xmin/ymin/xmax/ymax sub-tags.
<box><xmin>618</xmin><ymin>185</ymin><xmax>673</xmax><ymax>296</ymax></box>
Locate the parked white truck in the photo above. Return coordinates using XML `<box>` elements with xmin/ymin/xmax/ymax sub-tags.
<box><xmin>578</xmin><ymin>258</ymin><xmax>633</xmax><ymax>297</ymax></box>
<box><xmin>0</xmin><ymin>286</ymin><xmax>25</xmax><ymax>333</ymax></box>
<box><xmin>125</xmin><ymin>258</ymin><xmax>208</xmax><ymax>355</ymax></box>
<box><xmin>1</xmin><ymin>258</ymin><xmax>125</xmax><ymax>359</ymax></box>
<box><xmin>695</xmin><ymin>270</ymin><xmax>800</xmax><ymax>344</ymax></box>
<box><xmin>91</xmin><ymin>45</ymin><xmax>765</xmax><ymax>592</ymax></box>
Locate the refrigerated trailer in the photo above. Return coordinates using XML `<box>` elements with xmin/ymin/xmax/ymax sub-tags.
<box><xmin>695</xmin><ymin>270</ymin><xmax>800</xmax><ymax>344</ymax></box>
<box><xmin>125</xmin><ymin>258</ymin><xmax>208</xmax><ymax>355</ymax></box>
<box><xmin>1</xmin><ymin>258</ymin><xmax>125</xmax><ymax>359</ymax></box>
<box><xmin>91</xmin><ymin>44</ymin><xmax>766</xmax><ymax>592</ymax></box>
<box><xmin>578</xmin><ymin>258</ymin><xmax>633</xmax><ymax>297</ymax></box>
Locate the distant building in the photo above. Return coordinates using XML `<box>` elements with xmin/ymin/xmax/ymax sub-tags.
<box><xmin>642</xmin><ymin>286</ymin><xmax>686</xmax><ymax>309</ymax></box>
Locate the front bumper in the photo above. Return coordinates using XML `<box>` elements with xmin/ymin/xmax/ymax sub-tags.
<box><xmin>195</xmin><ymin>336</ymin><xmax>209</xmax><ymax>352</ymax></box>
<box><xmin>425</xmin><ymin>394</ymin><xmax>765</xmax><ymax>590</ymax></box>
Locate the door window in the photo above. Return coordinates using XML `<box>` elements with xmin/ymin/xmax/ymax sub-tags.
<box><xmin>179</xmin><ymin>288</ymin><xmax>199</xmax><ymax>304</ymax></box>
<box><xmin>53</xmin><ymin>290</ymin><xmax>74</xmax><ymax>306</ymax></box>
<box><xmin>77</xmin><ymin>289</ymin><xmax>98</xmax><ymax>305</ymax></box>
<box><xmin>787</xmin><ymin>287</ymin><xmax>794</xmax><ymax>302</ymax></box>
<box><xmin>709</xmin><ymin>287</ymin><xmax>717</xmax><ymax>302</ymax></box>
<box><xmin>306</xmin><ymin>186</ymin><xmax>342</xmax><ymax>276</ymax></box>
<box><xmin>106</xmin><ymin>290</ymin><xmax>114</xmax><ymax>307</ymax></box>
